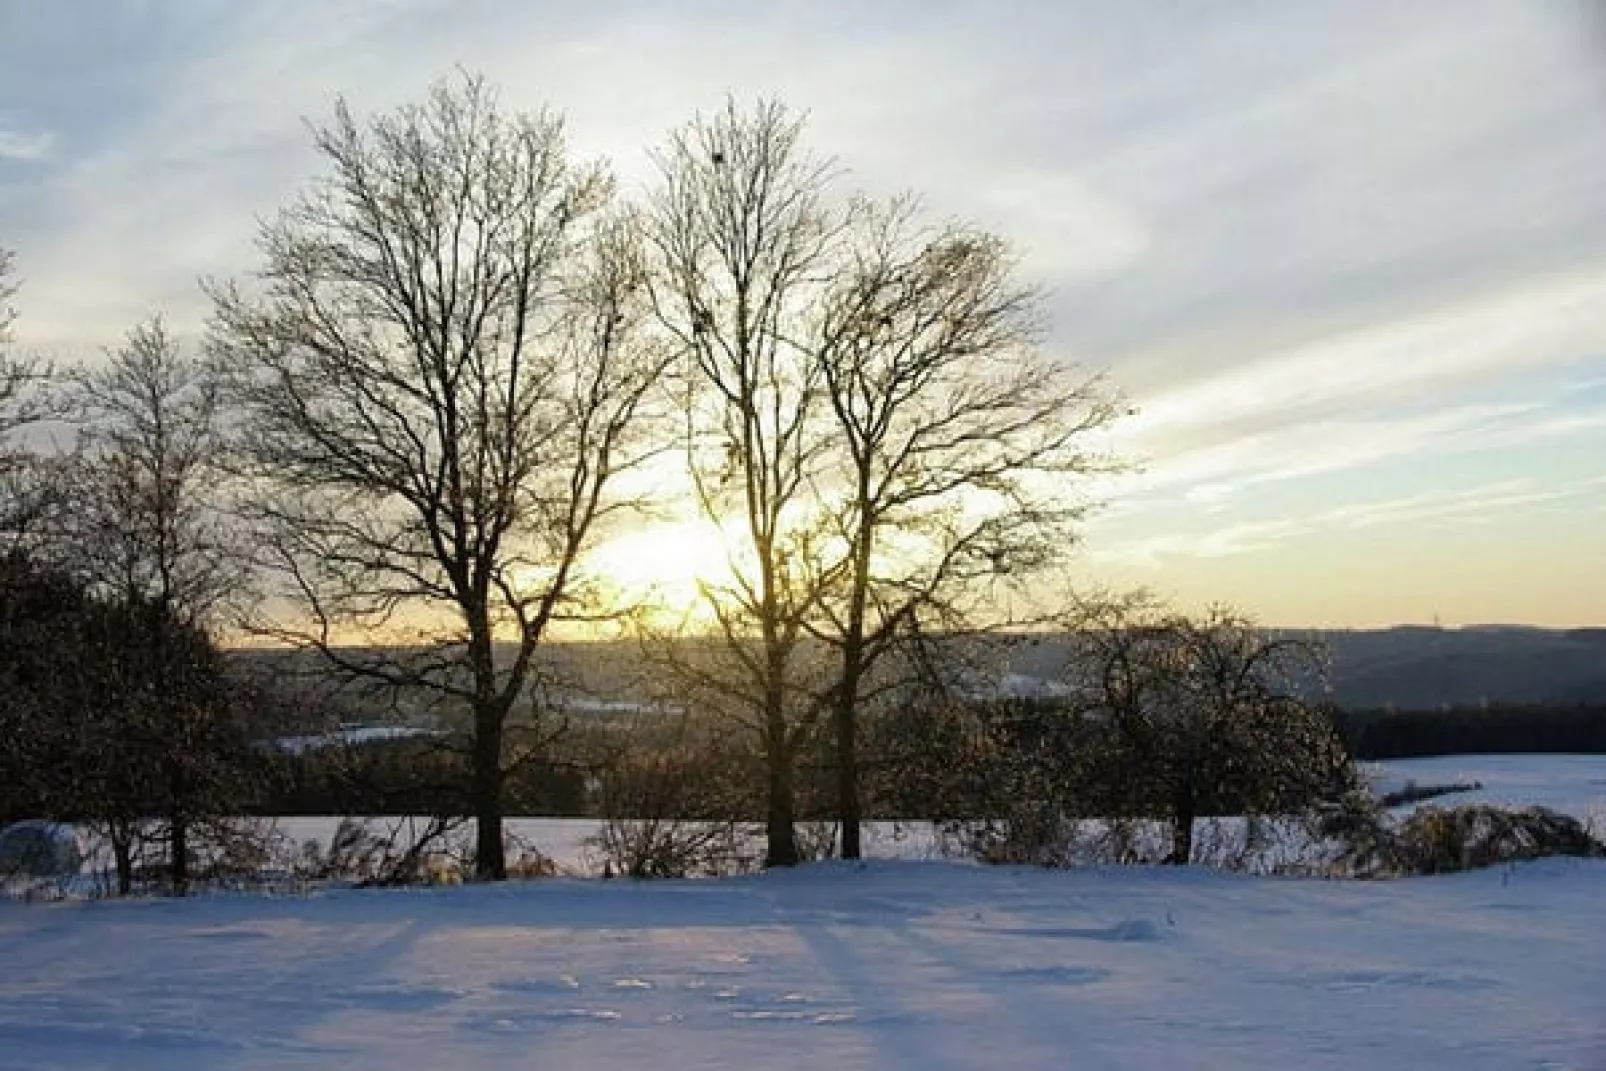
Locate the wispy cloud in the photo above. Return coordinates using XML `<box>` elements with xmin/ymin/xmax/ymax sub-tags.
<box><xmin>1130</xmin><ymin>269</ymin><xmax>1606</xmax><ymax>442</ymax></box>
<box><xmin>1097</xmin><ymin>477</ymin><xmax>1606</xmax><ymax>568</ymax></box>
<box><xmin>0</xmin><ymin>122</ymin><xmax>53</xmax><ymax>161</ymax></box>
<box><xmin>1179</xmin><ymin>397</ymin><xmax>1604</xmax><ymax>506</ymax></box>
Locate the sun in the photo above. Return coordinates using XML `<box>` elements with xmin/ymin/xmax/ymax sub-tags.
<box><xmin>588</xmin><ymin>517</ymin><xmax>735</xmax><ymax>622</ymax></box>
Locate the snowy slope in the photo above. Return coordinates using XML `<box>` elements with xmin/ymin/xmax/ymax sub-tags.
<box><xmin>1</xmin><ymin>858</ymin><xmax>1602</xmax><ymax>1070</ymax></box>
<box><xmin>1369</xmin><ymin>754</ymin><xmax>1606</xmax><ymax>822</ymax></box>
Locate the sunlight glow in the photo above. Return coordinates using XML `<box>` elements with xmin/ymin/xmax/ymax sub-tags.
<box><xmin>588</xmin><ymin>518</ymin><xmax>736</xmax><ymax>623</ymax></box>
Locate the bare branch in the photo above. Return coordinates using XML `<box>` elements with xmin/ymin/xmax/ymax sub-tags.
<box><xmin>209</xmin><ymin>75</ymin><xmax>667</xmax><ymax>880</ymax></box>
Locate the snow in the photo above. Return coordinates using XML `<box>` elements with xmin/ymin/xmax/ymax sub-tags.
<box><xmin>3</xmin><ymin>754</ymin><xmax>1604</xmax><ymax>1069</ymax></box>
<box><xmin>0</xmin><ymin>859</ymin><xmax>1602</xmax><ymax>1069</ymax></box>
<box><xmin>1367</xmin><ymin>754</ymin><xmax>1606</xmax><ymax>824</ymax></box>
<box><xmin>269</xmin><ymin>726</ymin><xmax>441</xmax><ymax>754</ymax></box>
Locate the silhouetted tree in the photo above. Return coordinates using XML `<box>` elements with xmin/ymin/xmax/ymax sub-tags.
<box><xmin>812</xmin><ymin>198</ymin><xmax>1118</xmax><ymax>857</ymax></box>
<box><xmin>70</xmin><ymin>317</ymin><xmax>239</xmax><ymax>894</ymax></box>
<box><xmin>1076</xmin><ymin>606</ymin><xmax>1351</xmax><ymax>863</ymax></box>
<box><xmin>0</xmin><ymin>245</ymin><xmax>53</xmax><ymax>545</ymax></box>
<box><xmin>211</xmin><ymin>75</ymin><xmax>667</xmax><ymax>880</ymax></box>
<box><xmin>645</xmin><ymin>102</ymin><xmax>1120</xmax><ymax>863</ymax></box>
<box><xmin>0</xmin><ymin>552</ymin><xmax>91</xmax><ymax>824</ymax></box>
<box><xmin>643</xmin><ymin>101</ymin><xmax>844</xmax><ymax>867</ymax></box>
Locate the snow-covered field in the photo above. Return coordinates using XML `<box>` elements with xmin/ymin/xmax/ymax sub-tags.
<box><xmin>1367</xmin><ymin>754</ymin><xmax>1606</xmax><ymax>823</ymax></box>
<box><xmin>1</xmin><ymin>858</ymin><xmax>1602</xmax><ymax>1069</ymax></box>
<box><xmin>1</xmin><ymin>754</ymin><xmax>1603</xmax><ymax>1069</ymax></box>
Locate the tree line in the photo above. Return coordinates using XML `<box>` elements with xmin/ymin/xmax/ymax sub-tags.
<box><xmin>1</xmin><ymin>75</ymin><xmax>1356</xmax><ymax>888</ymax></box>
<box><xmin>1334</xmin><ymin>702</ymin><xmax>1606</xmax><ymax>759</ymax></box>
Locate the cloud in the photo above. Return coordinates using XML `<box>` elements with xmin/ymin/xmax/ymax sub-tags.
<box><xmin>1130</xmin><ymin>269</ymin><xmax>1606</xmax><ymax>442</ymax></box>
<box><xmin>955</xmin><ymin>169</ymin><xmax>1152</xmax><ymax>282</ymax></box>
<box><xmin>0</xmin><ymin>123</ymin><xmax>53</xmax><ymax>161</ymax></box>
<box><xmin>1173</xmin><ymin>398</ymin><xmax>1606</xmax><ymax>506</ymax></box>
<box><xmin>1097</xmin><ymin>477</ymin><xmax>1606</xmax><ymax>569</ymax></box>
<box><xmin>8</xmin><ymin>2</ymin><xmax>1606</xmax><ymax>358</ymax></box>
<box><xmin>1083</xmin><ymin>262</ymin><xmax>1606</xmax><ymax>509</ymax></box>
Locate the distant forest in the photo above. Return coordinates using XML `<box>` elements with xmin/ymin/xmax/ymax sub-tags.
<box><xmin>1332</xmin><ymin>703</ymin><xmax>1606</xmax><ymax>760</ymax></box>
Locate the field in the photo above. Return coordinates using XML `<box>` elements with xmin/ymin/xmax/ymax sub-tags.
<box><xmin>0</xmin><ymin>755</ymin><xmax>1603</xmax><ymax>1070</ymax></box>
<box><xmin>1367</xmin><ymin>753</ymin><xmax>1606</xmax><ymax>819</ymax></box>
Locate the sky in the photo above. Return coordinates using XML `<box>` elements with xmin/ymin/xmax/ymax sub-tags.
<box><xmin>1</xmin><ymin>0</ymin><xmax>1603</xmax><ymax>628</ymax></box>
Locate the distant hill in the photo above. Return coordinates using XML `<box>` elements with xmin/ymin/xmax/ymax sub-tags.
<box><xmin>998</xmin><ymin>626</ymin><xmax>1606</xmax><ymax>710</ymax></box>
<box><xmin>233</xmin><ymin>625</ymin><xmax>1606</xmax><ymax>727</ymax></box>
<box><xmin>1311</xmin><ymin>626</ymin><xmax>1606</xmax><ymax>709</ymax></box>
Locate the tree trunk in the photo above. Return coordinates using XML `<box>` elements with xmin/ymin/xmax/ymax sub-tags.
<box><xmin>764</xmin><ymin>745</ymin><xmax>799</xmax><ymax>867</ymax></box>
<box><xmin>760</xmin><ymin>606</ymin><xmax>799</xmax><ymax>868</ymax></box>
<box><xmin>834</xmin><ymin>680</ymin><xmax>862</xmax><ymax>861</ymax></box>
<box><xmin>112</xmin><ymin>829</ymin><xmax>133</xmax><ymax>897</ymax></box>
<box><xmin>167</xmin><ymin>735</ymin><xmax>189</xmax><ymax>895</ymax></box>
<box><xmin>1169</xmin><ymin>806</ymin><xmax>1194</xmax><ymax>865</ymax></box>
<box><xmin>170</xmin><ymin>808</ymin><xmax>189</xmax><ymax>895</ymax></box>
<box><xmin>835</xmin><ymin>505</ymin><xmax>875</xmax><ymax>861</ymax></box>
<box><xmin>472</xmin><ymin>702</ymin><xmax>506</xmax><ymax>881</ymax></box>
<box><xmin>764</xmin><ymin>680</ymin><xmax>799</xmax><ymax>867</ymax></box>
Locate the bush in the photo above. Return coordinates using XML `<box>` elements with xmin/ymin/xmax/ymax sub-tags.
<box><xmin>588</xmin><ymin>816</ymin><xmax>755</xmax><ymax>879</ymax></box>
<box><xmin>290</xmin><ymin>816</ymin><xmax>556</xmax><ymax>886</ymax></box>
<box><xmin>1315</xmin><ymin>790</ymin><xmax>1404</xmax><ymax>877</ymax></box>
<box><xmin>942</xmin><ymin>807</ymin><xmax>1081</xmax><ymax>868</ymax></box>
<box><xmin>584</xmin><ymin>722</ymin><xmax>757</xmax><ymax>879</ymax></box>
<box><xmin>0</xmin><ymin>821</ymin><xmax>81</xmax><ymax>878</ymax></box>
<box><xmin>794</xmin><ymin>821</ymin><xmax>840</xmax><ymax>862</ymax></box>
<box><xmin>295</xmin><ymin>817</ymin><xmax>394</xmax><ymax>883</ymax></box>
<box><xmin>1394</xmin><ymin>804</ymin><xmax>1601</xmax><ymax>874</ymax></box>
<box><xmin>1320</xmin><ymin>794</ymin><xmax>1603</xmax><ymax>877</ymax></box>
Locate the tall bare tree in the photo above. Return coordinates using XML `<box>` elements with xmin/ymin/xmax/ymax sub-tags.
<box><xmin>210</xmin><ymin>75</ymin><xmax>666</xmax><ymax>880</ymax></box>
<box><xmin>813</xmin><ymin>199</ymin><xmax>1120</xmax><ymax>857</ymax></box>
<box><xmin>72</xmin><ymin>317</ymin><xmax>238</xmax><ymax>894</ymax></box>
<box><xmin>646</xmin><ymin>103</ymin><xmax>1121</xmax><ymax>864</ymax></box>
<box><xmin>643</xmin><ymin>101</ymin><xmax>847</xmax><ymax>867</ymax></box>
<box><xmin>75</xmin><ymin>318</ymin><xmax>232</xmax><ymax>620</ymax></box>
<box><xmin>0</xmin><ymin>245</ymin><xmax>53</xmax><ymax>543</ymax></box>
<box><xmin>0</xmin><ymin>245</ymin><xmax>24</xmax><ymax>424</ymax></box>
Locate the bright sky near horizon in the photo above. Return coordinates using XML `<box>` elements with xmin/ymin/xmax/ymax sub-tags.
<box><xmin>2</xmin><ymin>1</ymin><xmax>1603</xmax><ymax>628</ymax></box>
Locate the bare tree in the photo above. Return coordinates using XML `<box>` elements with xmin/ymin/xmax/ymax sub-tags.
<box><xmin>646</xmin><ymin>103</ymin><xmax>1121</xmax><ymax>864</ymax></box>
<box><xmin>74</xmin><ymin>318</ymin><xmax>233</xmax><ymax>618</ymax></box>
<box><xmin>0</xmin><ymin>245</ymin><xmax>26</xmax><ymax>425</ymax></box>
<box><xmin>643</xmin><ymin>100</ymin><xmax>847</xmax><ymax>867</ymax></box>
<box><xmin>210</xmin><ymin>75</ymin><xmax>667</xmax><ymax>880</ymax></box>
<box><xmin>0</xmin><ymin>245</ymin><xmax>54</xmax><ymax>544</ymax></box>
<box><xmin>71</xmin><ymin>317</ymin><xmax>239</xmax><ymax>894</ymax></box>
<box><xmin>812</xmin><ymin>199</ymin><xmax>1120</xmax><ymax>858</ymax></box>
<box><xmin>1075</xmin><ymin>605</ymin><xmax>1350</xmax><ymax>864</ymax></box>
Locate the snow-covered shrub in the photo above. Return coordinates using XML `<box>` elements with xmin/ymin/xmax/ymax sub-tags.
<box><xmin>506</xmin><ymin>848</ymin><xmax>560</xmax><ymax>879</ymax></box>
<box><xmin>587</xmin><ymin>815</ymin><xmax>755</xmax><ymax>879</ymax></box>
<box><xmin>295</xmin><ymin>817</ymin><xmax>391</xmax><ymax>882</ymax></box>
<box><xmin>0</xmin><ymin>821</ymin><xmax>81</xmax><ymax>878</ymax></box>
<box><xmin>794</xmin><ymin>821</ymin><xmax>840</xmax><ymax>862</ymax></box>
<box><xmin>290</xmin><ymin>817</ymin><xmax>556</xmax><ymax>886</ymax></box>
<box><xmin>1315</xmin><ymin>790</ymin><xmax>1404</xmax><ymax>877</ymax></box>
<box><xmin>941</xmin><ymin>807</ymin><xmax>1079</xmax><ymax>867</ymax></box>
<box><xmin>585</xmin><ymin>715</ymin><xmax>757</xmax><ymax>879</ymax></box>
<box><xmin>1392</xmin><ymin>804</ymin><xmax>1601</xmax><ymax>875</ymax></box>
<box><xmin>457</xmin><ymin>825</ymin><xmax>559</xmax><ymax>881</ymax></box>
<box><xmin>190</xmin><ymin>819</ymin><xmax>294</xmax><ymax>888</ymax></box>
<box><xmin>1318</xmin><ymin>795</ymin><xmax>1603</xmax><ymax>878</ymax></box>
